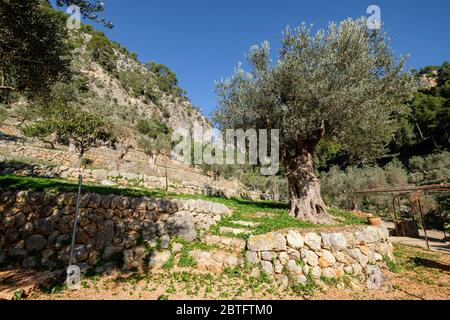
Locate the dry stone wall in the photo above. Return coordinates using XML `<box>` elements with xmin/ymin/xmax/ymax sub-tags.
<box><xmin>245</xmin><ymin>226</ymin><xmax>394</xmax><ymax>290</ymax></box>
<box><xmin>0</xmin><ymin>189</ymin><xmax>231</xmax><ymax>272</ymax></box>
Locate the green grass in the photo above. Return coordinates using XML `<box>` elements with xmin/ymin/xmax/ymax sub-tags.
<box><xmin>178</xmin><ymin>247</ymin><xmax>197</xmax><ymax>268</ymax></box>
<box><xmin>383</xmin><ymin>255</ymin><xmax>400</xmax><ymax>273</ymax></box>
<box><xmin>328</xmin><ymin>207</ymin><xmax>366</xmax><ymax>225</ymax></box>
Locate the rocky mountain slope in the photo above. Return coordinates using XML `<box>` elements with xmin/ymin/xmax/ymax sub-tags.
<box><xmin>2</xmin><ymin>23</ymin><xmax>210</xmax><ymax>146</ymax></box>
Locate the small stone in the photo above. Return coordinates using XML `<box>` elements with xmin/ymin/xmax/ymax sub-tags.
<box><xmin>322</xmin><ymin>268</ymin><xmax>336</xmax><ymax>279</ymax></box>
<box><xmin>334</xmin><ymin>251</ymin><xmax>353</xmax><ymax>264</ymax></box>
<box><xmin>318</xmin><ymin>250</ymin><xmax>337</xmax><ymax>268</ymax></box>
<box><xmin>305</xmin><ymin>250</ymin><xmax>319</xmax><ymax>267</ymax></box>
<box><xmin>303</xmin><ymin>265</ymin><xmax>310</xmax><ymax>275</ymax></box>
<box><xmin>294</xmin><ymin>275</ymin><xmax>308</xmax><ymax>286</ymax></box>
<box><xmin>277</xmin><ymin>275</ymin><xmax>289</xmax><ymax>290</ymax></box>
<box><xmin>344</xmin><ymin>265</ymin><xmax>353</xmax><ymax>274</ymax></box>
<box><xmin>148</xmin><ymin>251</ymin><xmax>171</xmax><ymax>270</ymax></box>
<box><xmin>245</xmin><ymin>251</ymin><xmax>260</xmax><ymax>265</ymax></box>
<box><xmin>34</xmin><ymin>218</ymin><xmax>54</xmax><ymax>236</ymax></box>
<box><xmin>25</xmin><ymin>234</ymin><xmax>47</xmax><ymax>252</ymax></box>
<box><xmin>261</xmin><ymin>251</ymin><xmax>277</xmax><ymax>261</ymax></box>
<box><xmin>261</xmin><ymin>260</ymin><xmax>274</xmax><ymax>275</ymax></box>
<box><xmin>73</xmin><ymin>245</ymin><xmax>89</xmax><ymax>262</ymax></box>
<box><xmin>166</xmin><ymin>211</ymin><xmax>196</xmax><ymax>241</ymax></box>
<box><xmin>172</xmin><ymin>242</ymin><xmax>183</xmax><ymax>253</ymax></box>
<box><xmin>278</xmin><ymin>252</ymin><xmax>289</xmax><ymax>265</ymax></box>
<box><xmin>352</xmin><ymin>263</ymin><xmax>363</xmax><ymax>275</ymax></box>
<box><xmin>366</xmin><ymin>265</ymin><xmax>384</xmax><ymax>290</ymax></box>
<box><xmin>2</xmin><ymin>216</ymin><xmax>15</xmax><ymax>228</ymax></box>
<box><xmin>286</xmin><ymin>230</ymin><xmax>304</xmax><ymax>249</ymax></box>
<box><xmin>321</xmin><ymin>232</ymin><xmax>347</xmax><ymax>251</ymax></box>
<box><xmin>304</xmin><ymin>233</ymin><xmax>322</xmax><ymax>251</ymax></box>
<box><xmin>347</xmin><ymin>248</ymin><xmax>369</xmax><ymax>267</ymax></box>
<box><xmin>286</xmin><ymin>260</ymin><xmax>303</xmax><ymax>274</ymax></box>
<box><xmin>160</xmin><ymin>235</ymin><xmax>170</xmax><ymax>249</ymax></box>
<box><xmin>274</xmin><ymin>260</ymin><xmax>283</xmax><ymax>274</ymax></box>
<box><xmin>5</xmin><ymin>228</ymin><xmax>19</xmax><ymax>243</ymax></box>
<box><xmin>311</xmin><ymin>266</ymin><xmax>322</xmax><ymax>279</ymax></box>
<box><xmin>88</xmin><ymin>251</ymin><xmax>101</xmax><ymax>265</ymax></box>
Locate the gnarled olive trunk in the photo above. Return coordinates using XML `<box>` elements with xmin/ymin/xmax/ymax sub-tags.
<box><xmin>283</xmin><ymin>140</ymin><xmax>333</xmax><ymax>225</ymax></box>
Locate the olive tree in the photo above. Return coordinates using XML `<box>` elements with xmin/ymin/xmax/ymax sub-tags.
<box><xmin>213</xmin><ymin>18</ymin><xmax>417</xmax><ymax>223</ymax></box>
<box><xmin>22</xmin><ymin>82</ymin><xmax>113</xmax><ymax>167</ymax></box>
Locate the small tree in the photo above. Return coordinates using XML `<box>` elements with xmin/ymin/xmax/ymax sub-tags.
<box><xmin>53</xmin><ymin>108</ymin><xmax>113</xmax><ymax>167</ymax></box>
<box><xmin>137</xmin><ymin>118</ymin><xmax>172</xmax><ymax>165</ymax></box>
<box><xmin>22</xmin><ymin>119</ymin><xmax>56</xmax><ymax>149</ymax></box>
<box><xmin>24</xmin><ymin>106</ymin><xmax>113</xmax><ymax>168</ymax></box>
<box><xmin>213</xmin><ymin>19</ymin><xmax>417</xmax><ymax>223</ymax></box>
<box><xmin>111</xmin><ymin>122</ymin><xmax>134</xmax><ymax>171</ymax></box>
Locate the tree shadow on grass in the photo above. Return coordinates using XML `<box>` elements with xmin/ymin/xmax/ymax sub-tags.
<box><xmin>408</xmin><ymin>257</ymin><xmax>450</xmax><ymax>272</ymax></box>
<box><xmin>230</xmin><ymin>197</ymin><xmax>289</xmax><ymax>211</ymax></box>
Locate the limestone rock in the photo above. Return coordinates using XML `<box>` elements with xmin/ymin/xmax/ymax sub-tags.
<box><xmin>321</xmin><ymin>232</ymin><xmax>347</xmax><ymax>251</ymax></box>
<box><xmin>261</xmin><ymin>251</ymin><xmax>277</xmax><ymax>261</ymax></box>
<box><xmin>25</xmin><ymin>234</ymin><xmax>47</xmax><ymax>252</ymax></box>
<box><xmin>304</xmin><ymin>250</ymin><xmax>319</xmax><ymax>267</ymax></box>
<box><xmin>286</xmin><ymin>260</ymin><xmax>303</xmax><ymax>275</ymax></box>
<box><xmin>322</xmin><ymin>268</ymin><xmax>336</xmax><ymax>279</ymax></box>
<box><xmin>286</xmin><ymin>230</ymin><xmax>304</xmax><ymax>249</ymax></box>
<box><xmin>318</xmin><ymin>250</ymin><xmax>336</xmax><ymax>268</ymax></box>
<box><xmin>247</xmin><ymin>233</ymin><xmax>286</xmax><ymax>252</ymax></box>
<box><xmin>148</xmin><ymin>251</ymin><xmax>171</xmax><ymax>270</ymax></box>
<box><xmin>166</xmin><ymin>211</ymin><xmax>196</xmax><ymax>241</ymax></box>
<box><xmin>311</xmin><ymin>266</ymin><xmax>322</xmax><ymax>279</ymax></box>
<box><xmin>261</xmin><ymin>260</ymin><xmax>274</xmax><ymax>275</ymax></box>
<box><xmin>304</xmin><ymin>233</ymin><xmax>322</xmax><ymax>251</ymax></box>
<box><xmin>278</xmin><ymin>252</ymin><xmax>289</xmax><ymax>265</ymax></box>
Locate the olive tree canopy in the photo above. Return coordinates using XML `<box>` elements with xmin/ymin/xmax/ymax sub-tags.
<box><xmin>213</xmin><ymin>18</ymin><xmax>417</xmax><ymax>223</ymax></box>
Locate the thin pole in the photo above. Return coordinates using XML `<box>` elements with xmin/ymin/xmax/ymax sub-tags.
<box><xmin>69</xmin><ymin>174</ymin><xmax>83</xmax><ymax>266</ymax></box>
<box><xmin>417</xmin><ymin>198</ymin><xmax>430</xmax><ymax>250</ymax></box>
<box><xmin>437</xmin><ymin>202</ymin><xmax>447</xmax><ymax>242</ymax></box>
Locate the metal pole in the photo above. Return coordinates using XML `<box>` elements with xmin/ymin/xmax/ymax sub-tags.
<box><xmin>69</xmin><ymin>174</ymin><xmax>83</xmax><ymax>266</ymax></box>
<box><xmin>417</xmin><ymin>198</ymin><xmax>430</xmax><ymax>250</ymax></box>
<box><xmin>437</xmin><ymin>202</ymin><xmax>447</xmax><ymax>242</ymax></box>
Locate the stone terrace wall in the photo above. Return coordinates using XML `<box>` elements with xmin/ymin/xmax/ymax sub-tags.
<box><xmin>245</xmin><ymin>226</ymin><xmax>394</xmax><ymax>290</ymax></box>
<box><xmin>0</xmin><ymin>189</ymin><xmax>230</xmax><ymax>271</ymax></box>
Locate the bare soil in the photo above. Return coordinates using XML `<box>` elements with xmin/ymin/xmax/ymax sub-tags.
<box><xmin>1</xmin><ymin>244</ymin><xmax>449</xmax><ymax>300</ymax></box>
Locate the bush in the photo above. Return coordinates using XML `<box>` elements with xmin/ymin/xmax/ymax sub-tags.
<box><xmin>320</xmin><ymin>161</ymin><xmax>410</xmax><ymax>212</ymax></box>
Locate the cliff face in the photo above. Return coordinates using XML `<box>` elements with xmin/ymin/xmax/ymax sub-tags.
<box><xmin>68</xmin><ymin>26</ymin><xmax>210</xmax><ymax>136</ymax></box>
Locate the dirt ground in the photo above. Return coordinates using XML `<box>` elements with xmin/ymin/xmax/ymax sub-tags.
<box><xmin>1</xmin><ymin>243</ymin><xmax>449</xmax><ymax>300</ymax></box>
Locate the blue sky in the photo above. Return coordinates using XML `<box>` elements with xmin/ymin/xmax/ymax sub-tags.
<box><xmin>73</xmin><ymin>0</ymin><xmax>449</xmax><ymax>117</ymax></box>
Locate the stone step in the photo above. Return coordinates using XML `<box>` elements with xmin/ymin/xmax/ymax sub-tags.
<box><xmin>205</xmin><ymin>235</ymin><xmax>247</xmax><ymax>251</ymax></box>
<box><xmin>219</xmin><ymin>226</ymin><xmax>252</xmax><ymax>236</ymax></box>
<box><xmin>189</xmin><ymin>249</ymin><xmax>243</xmax><ymax>272</ymax></box>
<box><xmin>245</xmin><ymin>211</ymin><xmax>275</xmax><ymax>218</ymax></box>
<box><xmin>230</xmin><ymin>220</ymin><xmax>260</xmax><ymax>228</ymax></box>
